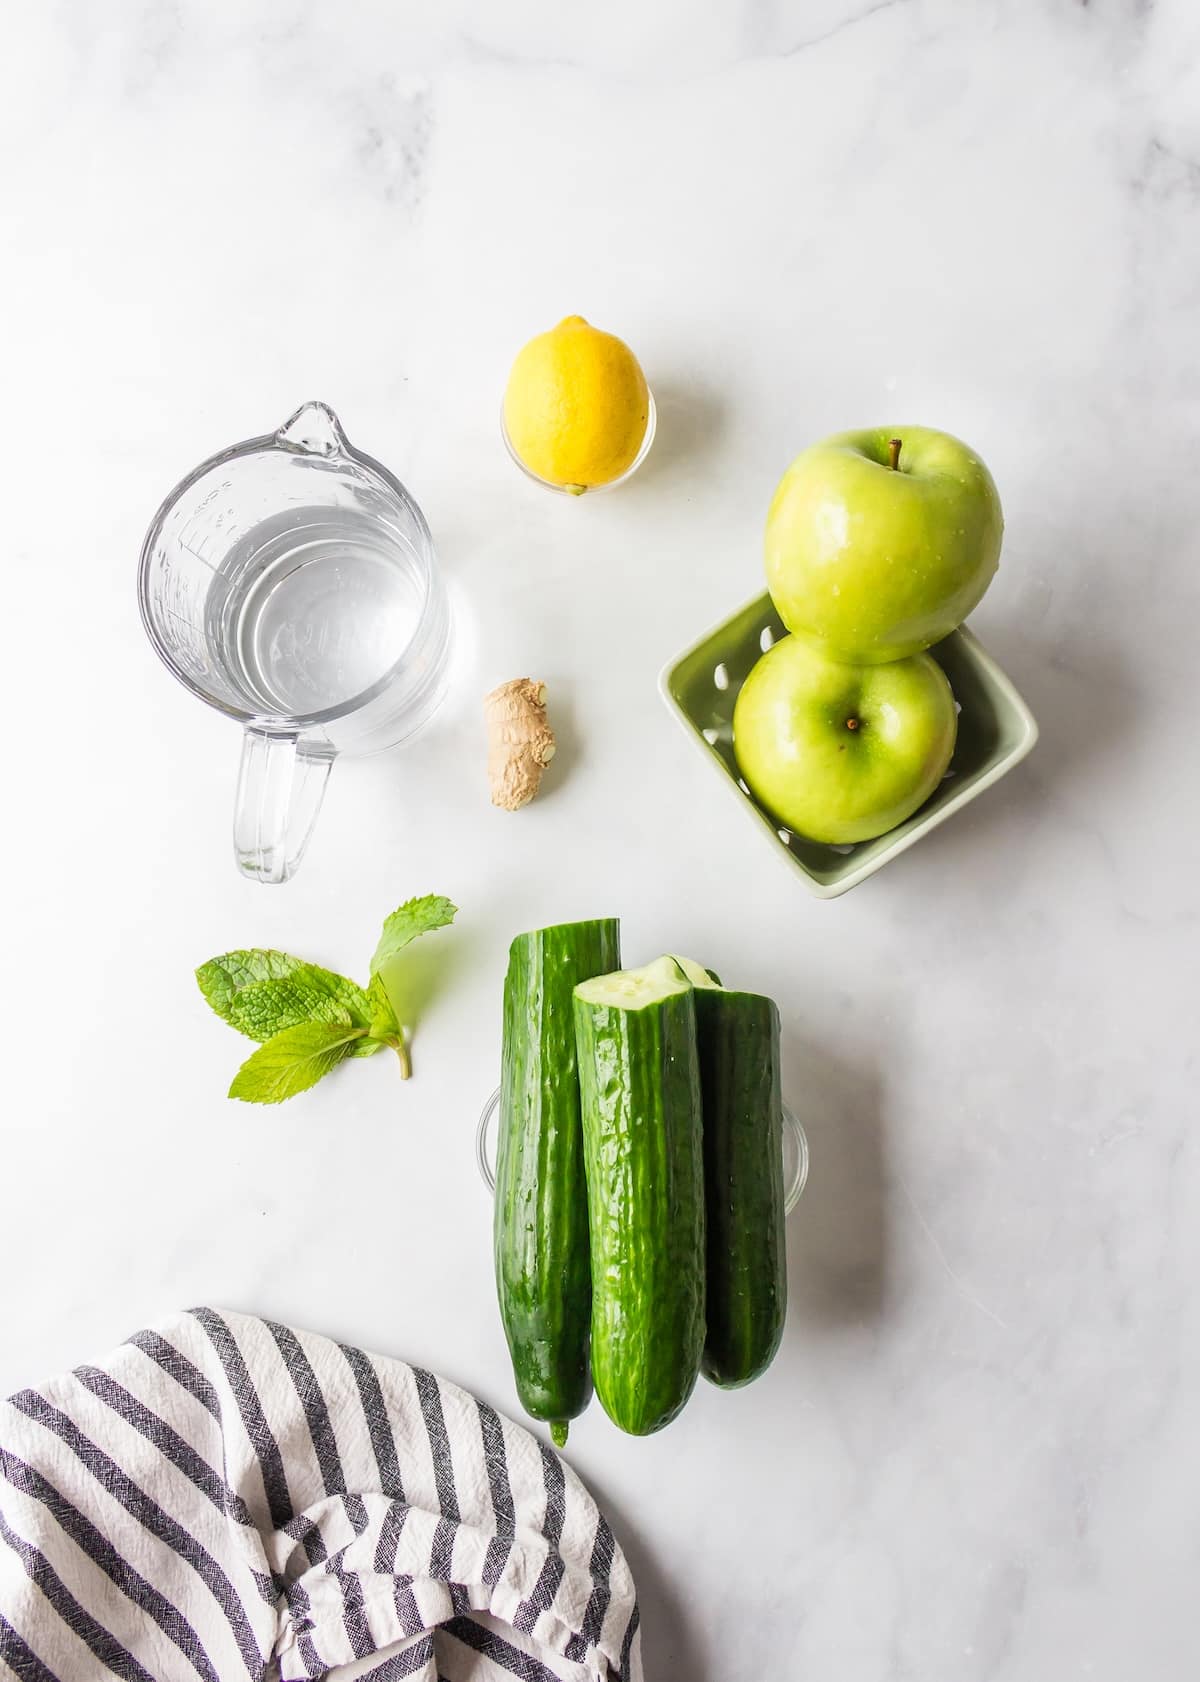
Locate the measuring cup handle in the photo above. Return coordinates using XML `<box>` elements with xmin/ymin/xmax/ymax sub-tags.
<box><xmin>233</xmin><ymin>729</ymin><xmax>334</xmax><ymax>884</ymax></box>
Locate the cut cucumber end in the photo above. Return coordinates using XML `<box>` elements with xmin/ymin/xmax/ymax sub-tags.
<box><xmin>669</xmin><ymin>955</ymin><xmax>723</xmax><ymax>990</ymax></box>
<box><xmin>549</xmin><ymin>1420</ymin><xmax>569</xmax><ymax>1448</ymax></box>
<box><xmin>509</xmin><ymin>917</ymin><xmax>620</xmax><ymax>956</ymax></box>
<box><xmin>575</xmin><ymin>954</ymin><xmax>692</xmax><ymax>1010</ymax></box>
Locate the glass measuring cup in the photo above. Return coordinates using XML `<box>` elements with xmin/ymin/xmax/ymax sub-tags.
<box><xmin>138</xmin><ymin>402</ymin><xmax>452</xmax><ymax>883</ymax></box>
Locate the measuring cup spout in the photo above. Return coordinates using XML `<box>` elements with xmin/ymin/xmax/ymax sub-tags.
<box><xmin>274</xmin><ymin>400</ymin><xmax>348</xmax><ymax>458</ymax></box>
<box><xmin>233</xmin><ymin>729</ymin><xmax>335</xmax><ymax>884</ymax></box>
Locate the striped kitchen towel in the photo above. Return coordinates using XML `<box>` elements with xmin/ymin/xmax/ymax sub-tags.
<box><xmin>0</xmin><ymin>1310</ymin><xmax>642</xmax><ymax>1682</ymax></box>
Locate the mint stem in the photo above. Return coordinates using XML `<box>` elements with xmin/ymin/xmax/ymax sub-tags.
<box><xmin>396</xmin><ymin>1037</ymin><xmax>412</xmax><ymax>1080</ymax></box>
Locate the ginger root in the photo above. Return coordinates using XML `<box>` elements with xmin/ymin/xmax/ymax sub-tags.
<box><xmin>485</xmin><ymin>678</ymin><xmax>557</xmax><ymax>811</ymax></box>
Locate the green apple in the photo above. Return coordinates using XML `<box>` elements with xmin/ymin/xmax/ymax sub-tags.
<box><xmin>765</xmin><ymin>426</ymin><xmax>1003</xmax><ymax>663</ymax></box>
<box><xmin>733</xmin><ymin>634</ymin><xmax>957</xmax><ymax>844</ymax></box>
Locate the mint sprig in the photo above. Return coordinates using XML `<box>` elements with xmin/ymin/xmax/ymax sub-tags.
<box><xmin>196</xmin><ymin>894</ymin><xmax>458</xmax><ymax>1105</ymax></box>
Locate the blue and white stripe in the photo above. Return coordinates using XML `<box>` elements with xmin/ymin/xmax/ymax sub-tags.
<box><xmin>0</xmin><ymin>1311</ymin><xmax>641</xmax><ymax>1682</ymax></box>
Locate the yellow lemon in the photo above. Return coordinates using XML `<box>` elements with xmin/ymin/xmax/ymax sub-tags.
<box><xmin>503</xmin><ymin>315</ymin><xmax>650</xmax><ymax>493</ymax></box>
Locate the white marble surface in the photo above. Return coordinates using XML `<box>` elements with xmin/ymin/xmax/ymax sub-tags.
<box><xmin>3</xmin><ymin>3</ymin><xmax>1198</xmax><ymax>1677</ymax></box>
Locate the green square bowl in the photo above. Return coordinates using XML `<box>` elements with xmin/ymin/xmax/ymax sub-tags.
<box><xmin>659</xmin><ymin>593</ymin><xmax>1038</xmax><ymax>899</ymax></box>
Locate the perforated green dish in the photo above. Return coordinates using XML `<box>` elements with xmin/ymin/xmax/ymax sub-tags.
<box><xmin>659</xmin><ymin>593</ymin><xmax>1038</xmax><ymax>899</ymax></box>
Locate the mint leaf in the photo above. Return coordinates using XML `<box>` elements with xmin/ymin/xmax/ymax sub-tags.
<box><xmin>350</xmin><ymin>971</ymin><xmax>412</xmax><ymax>1073</ymax></box>
<box><xmin>367</xmin><ymin>971</ymin><xmax>401</xmax><ymax>1039</ymax></box>
<box><xmin>348</xmin><ymin>976</ymin><xmax>397</xmax><ymax>1059</ymax></box>
<box><xmin>197</xmin><ymin>953</ymin><xmax>372</xmax><ymax>1042</ymax></box>
<box><xmin>197</xmin><ymin>951</ymin><xmax>304</xmax><ymax>1023</ymax></box>
<box><xmin>371</xmin><ymin>895</ymin><xmax>457</xmax><ymax>975</ymax></box>
<box><xmin>229</xmin><ymin>967</ymin><xmax>372</xmax><ymax>1042</ymax></box>
<box><xmin>228</xmin><ymin>1021</ymin><xmax>366</xmax><ymax>1105</ymax></box>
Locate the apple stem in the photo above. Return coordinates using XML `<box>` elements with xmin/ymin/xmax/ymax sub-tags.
<box><xmin>888</xmin><ymin>437</ymin><xmax>902</xmax><ymax>471</ymax></box>
<box><xmin>846</xmin><ymin>717</ymin><xmax>860</xmax><ymax>731</ymax></box>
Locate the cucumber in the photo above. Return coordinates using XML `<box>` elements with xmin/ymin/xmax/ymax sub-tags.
<box><xmin>573</xmin><ymin>957</ymin><xmax>706</xmax><ymax>1435</ymax></box>
<box><xmin>675</xmin><ymin>958</ymin><xmax>787</xmax><ymax>1388</ymax></box>
<box><xmin>496</xmin><ymin>919</ymin><xmax>621</xmax><ymax>1446</ymax></box>
<box><xmin>671</xmin><ymin>955</ymin><xmax>722</xmax><ymax>989</ymax></box>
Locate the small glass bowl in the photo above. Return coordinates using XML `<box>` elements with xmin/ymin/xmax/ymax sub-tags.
<box><xmin>500</xmin><ymin>391</ymin><xmax>657</xmax><ymax>496</ymax></box>
<box><xmin>476</xmin><ymin>1086</ymin><xmax>809</xmax><ymax>1216</ymax></box>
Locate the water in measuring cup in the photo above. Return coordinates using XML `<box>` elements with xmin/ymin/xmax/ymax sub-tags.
<box><xmin>205</xmin><ymin>507</ymin><xmax>426</xmax><ymax>717</ymax></box>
